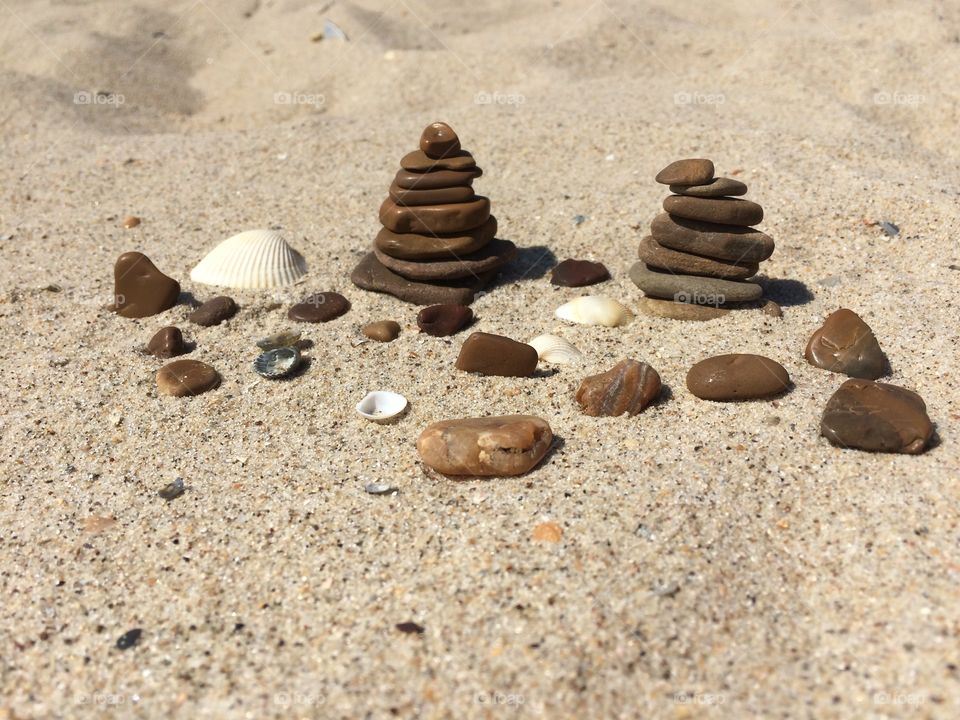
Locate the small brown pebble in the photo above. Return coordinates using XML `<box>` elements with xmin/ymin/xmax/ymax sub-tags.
<box><xmin>123</xmin><ymin>216</ymin><xmax>141</xmax><ymax>228</ymax></box>
<box><xmin>550</xmin><ymin>259</ymin><xmax>610</xmax><ymax>287</ymax></box>
<box><xmin>288</xmin><ymin>292</ymin><xmax>350</xmax><ymax>323</ymax></box>
<box><xmin>655</xmin><ymin>158</ymin><xmax>714</xmax><ymax>186</ymax></box>
<box><xmin>455</xmin><ymin>332</ymin><xmax>538</xmax><ymax>377</ymax></box>
<box><xmin>156</xmin><ymin>359</ymin><xmax>220</xmax><ymax>397</ymax></box>
<box><xmin>761</xmin><ymin>300</ymin><xmax>783</xmax><ymax>318</ymax></box>
<box><xmin>686</xmin><ymin>354</ymin><xmax>790</xmax><ymax>401</ymax></box>
<box><xmin>805</xmin><ymin>308</ymin><xmax>885</xmax><ymax>379</ymax></box>
<box><xmin>362</xmin><ymin>320</ymin><xmax>400</xmax><ymax>342</ymax></box>
<box><xmin>189</xmin><ymin>296</ymin><xmax>238</xmax><ymax>327</ymax></box>
<box><xmin>417</xmin><ymin>304</ymin><xmax>472</xmax><ymax>336</ymax></box>
<box><xmin>146</xmin><ymin>326</ymin><xmax>186</xmax><ymax>358</ymax></box>
<box><xmin>532</xmin><ymin>521</ymin><xmax>563</xmax><ymax>543</ymax></box>
<box><xmin>419</xmin><ymin>121</ymin><xmax>461</xmax><ymax>159</ymax></box>
<box><xmin>576</xmin><ymin>359</ymin><xmax>661</xmax><ymax>416</ymax></box>
<box><xmin>396</xmin><ymin>622</ymin><xmax>425</xmax><ymax>635</ymax></box>
<box><xmin>417</xmin><ymin>415</ymin><xmax>553</xmax><ymax>476</ymax></box>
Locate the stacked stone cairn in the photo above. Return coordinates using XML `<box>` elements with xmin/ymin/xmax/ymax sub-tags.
<box><xmin>629</xmin><ymin>158</ymin><xmax>775</xmax><ymax>312</ymax></box>
<box><xmin>351</xmin><ymin>122</ymin><xmax>516</xmax><ymax>305</ymax></box>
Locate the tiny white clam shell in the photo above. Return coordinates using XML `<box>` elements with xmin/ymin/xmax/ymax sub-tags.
<box><xmin>555</xmin><ymin>296</ymin><xmax>633</xmax><ymax>327</ymax></box>
<box><xmin>356</xmin><ymin>391</ymin><xmax>408</xmax><ymax>422</ymax></box>
<box><xmin>527</xmin><ymin>334</ymin><xmax>584</xmax><ymax>365</ymax></box>
<box><xmin>191</xmin><ymin>229</ymin><xmax>307</xmax><ymax>289</ymax></box>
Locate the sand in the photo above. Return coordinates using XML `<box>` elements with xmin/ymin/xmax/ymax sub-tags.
<box><xmin>2</xmin><ymin>0</ymin><xmax>959</xmax><ymax>718</ymax></box>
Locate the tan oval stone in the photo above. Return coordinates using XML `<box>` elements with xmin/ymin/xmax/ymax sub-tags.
<box><xmin>156</xmin><ymin>359</ymin><xmax>220</xmax><ymax>397</ymax></box>
<box><xmin>416</xmin><ymin>415</ymin><xmax>553</xmax><ymax>477</ymax></box>
<box><xmin>362</xmin><ymin>320</ymin><xmax>400</xmax><ymax>342</ymax></box>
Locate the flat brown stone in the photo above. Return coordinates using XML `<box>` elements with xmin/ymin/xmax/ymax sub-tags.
<box><xmin>663</xmin><ymin>195</ymin><xmax>764</xmax><ymax>226</ymax></box>
<box><xmin>668</xmin><ymin>177</ymin><xmax>748</xmax><ymax>197</ymax></box>
<box><xmin>400</xmin><ymin>149</ymin><xmax>476</xmax><ymax>172</ymax></box>
<box><xmin>455</xmin><ymin>332</ymin><xmax>538</xmax><ymax>377</ymax></box>
<box><xmin>686</xmin><ymin>354</ymin><xmax>790</xmax><ymax>401</ymax></box>
<box><xmin>375</xmin><ymin>216</ymin><xmax>497</xmax><ymax>260</ymax></box>
<box><xmin>112</xmin><ymin>252</ymin><xmax>180</xmax><ymax>319</ymax></box>
<box><xmin>821</xmin><ymin>379</ymin><xmax>933</xmax><ymax>454</ymax></box>
<box><xmin>417</xmin><ymin>304</ymin><xmax>473</xmax><ymax>336</ymax></box>
<box><xmin>638</xmin><ymin>236</ymin><xmax>758</xmax><ymax>280</ymax></box>
<box><xmin>388</xmin><ymin>182</ymin><xmax>474</xmax><ymax>206</ymax></box>
<box><xmin>576</xmin><ymin>359</ymin><xmax>661</xmax><ymax>416</ymax></box>
<box><xmin>362</xmin><ymin>320</ymin><xmax>401</xmax><ymax>342</ymax></box>
<box><xmin>550</xmin><ymin>259</ymin><xmax>610</xmax><ymax>287</ymax></box>
<box><xmin>650</xmin><ymin>213</ymin><xmax>775</xmax><ymax>262</ymax></box>
<box><xmin>394</xmin><ymin>167</ymin><xmax>481</xmax><ymax>190</ymax></box>
<box><xmin>288</xmin><ymin>292</ymin><xmax>350</xmax><ymax>322</ymax></box>
<box><xmin>147</xmin><ymin>326</ymin><xmax>186</xmax><ymax>358</ymax></box>
<box><xmin>374</xmin><ymin>238</ymin><xmax>516</xmax><ymax>281</ymax></box>
<box><xmin>379</xmin><ymin>197</ymin><xmax>490</xmax><ymax>234</ymax></box>
<box><xmin>351</xmin><ymin>252</ymin><xmax>494</xmax><ymax>305</ymax></box>
<box><xmin>189</xmin><ymin>296</ymin><xmax>238</xmax><ymax>326</ymax></box>
<box><xmin>629</xmin><ymin>262</ymin><xmax>762</xmax><ymax>303</ymax></box>
<box><xmin>419</xmin><ymin>122</ymin><xmax>461</xmax><ymax>159</ymax></box>
<box><xmin>635</xmin><ymin>297</ymin><xmax>729</xmax><ymax>321</ymax></box>
<box><xmin>156</xmin><ymin>359</ymin><xmax>220</xmax><ymax>397</ymax></box>
<box><xmin>655</xmin><ymin>158</ymin><xmax>714</xmax><ymax>185</ymax></box>
<box><xmin>805</xmin><ymin>308</ymin><xmax>885</xmax><ymax>379</ymax></box>
<box><xmin>416</xmin><ymin>415</ymin><xmax>553</xmax><ymax>476</ymax></box>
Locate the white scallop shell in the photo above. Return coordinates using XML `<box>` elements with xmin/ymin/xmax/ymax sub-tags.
<box><xmin>356</xmin><ymin>391</ymin><xmax>408</xmax><ymax>422</ymax></box>
<box><xmin>527</xmin><ymin>334</ymin><xmax>584</xmax><ymax>365</ymax></box>
<box><xmin>555</xmin><ymin>296</ymin><xmax>633</xmax><ymax>327</ymax></box>
<box><xmin>190</xmin><ymin>229</ymin><xmax>307</xmax><ymax>289</ymax></box>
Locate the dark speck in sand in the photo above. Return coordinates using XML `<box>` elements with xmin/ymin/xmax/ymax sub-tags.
<box><xmin>115</xmin><ymin>628</ymin><xmax>143</xmax><ymax>650</ymax></box>
<box><xmin>573</xmin><ymin>214</ymin><xmax>587</xmax><ymax>225</ymax></box>
<box><xmin>159</xmin><ymin>477</ymin><xmax>185</xmax><ymax>501</ymax></box>
<box><xmin>395</xmin><ymin>622</ymin><xmax>425</xmax><ymax>635</ymax></box>
<box><xmin>879</xmin><ymin>221</ymin><xmax>899</xmax><ymax>237</ymax></box>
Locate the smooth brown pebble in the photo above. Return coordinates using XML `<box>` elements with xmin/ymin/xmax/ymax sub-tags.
<box><xmin>455</xmin><ymin>332</ymin><xmax>538</xmax><ymax>377</ymax></box>
<box><xmin>663</xmin><ymin>195</ymin><xmax>764</xmax><ymax>226</ymax></box>
<box><xmin>362</xmin><ymin>320</ymin><xmax>400</xmax><ymax>342</ymax></box>
<box><xmin>288</xmin><ymin>292</ymin><xmax>350</xmax><ymax>322</ymax></box>
<box><xmin>805</xmin><ymin>308</ymin><xmax>885</xmax><ymax>379</ymax></box>
<box><xmin>655</xmin><ymin>158</ymin><xmax>714</xmax><ymax>185</ymax></box>
<box><xmin>550</xmin><ymin>259</ymin><xmax>610</xmax><ymax>287</ymax></box>
<box><xmin>576</xmin><ymin>359</ymin><xmax>661</xmax><ymax>416</ymax></box>
<box><xmin>761</xmin><ymin>300</ymin><xmax>783</xmax><ymax>318</ymax></box>
<box><xmin>417</xmin><ymin>304</ymin><xmax>472</xmax><ymax>336</ymax></box>
<box><xmin>156</xmin><ymin>359</ymin><xmax>220</xmax><ymax>397</ymax></box>
<box><xmin>189</xmin><ymin>296</ymin><xmax>237</xmax><ymax>326</ymax></box>
<box><xmin>416</xmin><ymin>415</ymin><xmax>553</xmax><ymax>476</ymax></box>
<box><xmin>686</xmin><ymin>353</ymin><xmax>790</xmax><ymax>401</ymax></box>
<box><xmin>147</xmin><ymin>326</ymin><xmax>186</xmax><ymax>358</ymax></box>
<box><xmin>123</xmin><ymin>216</ymin><xmax>141</xmax><ymax>228</ymax></box>
<box><xmin>821</xmin><ymin>379</ymin><xmax>932</xmax><ymax>454</ymax></box>
<box><xmin>112</xmin><ymin>251</ymin><xmax>180</xmax><ymax>319</ymax></box>
<box><xmin>419</xmin><ymin>121</ymin><xmax>461</xmax><ymax>159</ymax></box>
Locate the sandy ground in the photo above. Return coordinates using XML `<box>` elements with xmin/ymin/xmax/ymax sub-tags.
<box><xmin>2</xmin><ymin>1</ymin><xmax>960</xmax><ymax>718</ymax></box>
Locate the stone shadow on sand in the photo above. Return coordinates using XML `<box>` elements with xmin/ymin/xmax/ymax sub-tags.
<box><xmin>494</xmin><ymin>244</ymin><xmax>557</xmax><ymax>284</ymax></box>
<box><xmin>762</xmin><ymin>278</ymin><xmax>814</xmax><ymax>307</ymax></box>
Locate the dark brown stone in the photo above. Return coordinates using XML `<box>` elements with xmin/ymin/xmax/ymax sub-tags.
<box><xmin>655</xmin><ymin>159</ymin><xmax>714</xmax><ymax>185</ymax></box>
<box><xmin>638</xmin><ymin>236</ymin><xmax>758</xmax><ymax>280</ymax></box>
<box><xmin>419</xmin><ymin>122</ymin><xmax>461</xmax><ymax>159</ymax></box>
<box><xmin>189</xmin><ymin>296</ymin><xmax>237</xmax><ymax>326</ymax></box>
<box><xmin>288</xmin><ymin>292</ymin><xmax>350</xmax><ymax>322</ymax></box>
<box><xmin>686</xmin><ymin>354</ymin><xmax>790</xmax><ymax>401</ymax></box>
<box><xmin>455</xmin><ymin>332</ymin><xmax>538</xmax><ymax>377</ymax></box>
<box><xmin>375</xmin><ymin>216</ymin><xmax>497</xmax><ymax>260</ymax></box>
<box><xmin>379</xmin><ymin>196</ymin><xmax>490</xmax><ymax>234</ymax></box>
<box><xmin>575</xmin><ymin>359</ymin><xmax>661</xmax><ymax>416</ymax></box>
<box><xmin>821</xmin><ymin>379</ymin><xmax>933</xmax><ymax>454</ymax></box>
<box><xmin>374</xmin><ymin>238</ymin><xmax>516</xmax><ymax>281</ymax></box>
<box><xmin>629</xmin><ymin>262</ymin><xmax>762</xmax><ymax>303</ymax></box>
<box><xmin>663</xmin><ymin>195</ymin><xmax>764</xmax><ymax>226</ymax></box>
<box><xmin>550</xmin><ymin>259</ymin><xmax>610</xmax><ymax>287</ymax></box>
<box><xmin>147</xmin><ymin>326</ymin><xmax>186</xmax><ymax>358</ymax></box>
<box><xmin>417</xmin><ymin>304</ymin><xmax>473</xmax><ymax>336</ymax></box>
<box><xmin>156</xmin><ymin>359</ymin><xmax>220</xmax><ymax>397</ymax></box>
<box><xmin>668</xmin><ymin>177</ymin><xmax>748</xmax><ymax>197</ymax></box>
<box><xmin>400</xmin><ymin>149</ymin><xmax>476</xmax><ymax>172</ymax></box>
<box><xmin>351</xmin><ymin>253</ymin><xmax>494</xmax><ymax>305</ymax></box>
<box><xmin>394</xmin><ymin>167</ymin><xmax>481</xmax><ymax>190</ymax></box>
<box><xmin>389</xmin><ymin>182</ymin><xmax>474</xmax><ymax>206</ymax></box>
<box><xmin>362</xmin><ymin>320</ymin><xmax>401</xmax><ymax>342</ymax></box>
<box><xmin>650</xmin><ymin>213</ymin><xmax>775</xmax><ymax>262</ymax></box>
<box><xmin>805</xmin><ymin>308</ymin><xmax>885</xmax><ymax>379</ymax></box>
<box><xmin>112</xmin><ymin>252</ymin><xmax>180</xmax><ymax>319</ymax></box>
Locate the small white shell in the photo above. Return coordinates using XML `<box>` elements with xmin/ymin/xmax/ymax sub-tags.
<box><xmin>555</xmin><ymin>296</ymin><xmax>633</xmax><ymax>327</ymax></box>
<box><xmin>528</xmin><ymin>334</ymin><xmax>584</xmax><ymax>365</ymax></box>
<box><xmin>356</xmin><ymin>391</ymin><xmax>408</xmax><ymax>422</ymax></box>
<box><xmin>191</xmin><ymin>229</ymin><xmax>307</xmax><ymax>289</ymax></box>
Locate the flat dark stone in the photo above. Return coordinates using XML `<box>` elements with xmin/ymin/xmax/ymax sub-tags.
<box><xmin>375</xmin><ymin>216</ymin><xmax>497</xmax><ymax>261</ymax></box>
<box><xmin>638</xmin><ymin>236</ymin><xmax>757</xmax><ymax>280</ymax></box>
<box><xmin>655</xmin><ymin>158</ymin><xmax>714</xmax><ymax>185</ymax></box>
<box><xmin>116</xmin><ymin>628</ymin><xmax>143</xmax><ymax>650</ymax></box>
<box><xmin>189</xmin><ymin>296</ymin><xmax>238</xmax><ymax>326</ymax></box>
<box><xmin>112</xmin><ymin>252</ymin><xmax>180</xmax><ymax>319</ymax></box>
<box><xmin>663</xmin><ymin>195</ymin><xmax>764</xmax><ymax>226</ymax></box>
<box><xmin>351</xmin><ymin>252</ymin><xmax>494</xmax><ymax>306</ymax></box>
<box><xmin>686</xmin><ymin>354</ymin><xmax>790</xmax><ymax>401</ymax></box>
<box><xmin>629</xmin><ymin>262</ymin><xmax>762</xmax><ymax>303</ymax></box>
<box><xmin>455</xmin><ymin>332</ymin><xmax>538</xmax><ymax>377</ymax></box>
<box><xmin>650</xmin><ymin>213</ymin><xmax>774</xmax><ymax>262</ymax></box>
<box><xmin>668</xmin><ymin>177</ymin><xmax>747</xmax><ymax>197</ymax></box>
<box><xmin>288</xmin><ymin>292</ymin><xmax>350</xmax><ymax>322</ymax></box>
<box><xmin>821</xmin><ymin>379</ymin><xmax>933</xmax><ymax>454</ymax></box>
<box><xmin>374</xmin><ymin>238</ymin><xmax>516</xmax><ymax>281</ymax></box>
<box><xmin>550</xmin><ymin>259</ymin><xmax>610</xmax><ymax>287</ymax></box>
<box><xmin>417</xmin><ymin>304</ymin><xmax>473</xmax><ymax>336</ymax></box>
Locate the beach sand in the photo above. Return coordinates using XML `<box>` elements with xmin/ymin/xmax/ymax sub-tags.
<box><xmin>1</xmin><ymin>1</ymin><xmax>959</xmax><ymax>717</ymax></box>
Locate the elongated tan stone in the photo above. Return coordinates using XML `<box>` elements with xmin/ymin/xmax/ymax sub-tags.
<box><xmin>576</xmin><ymin>359</ymin><xmax>661</xmax><ymax>416</ymax></box>
<box><xmin>416</xmin><ymin>415</ymin><xmax>553</xmax><ymax>476</ymax></box>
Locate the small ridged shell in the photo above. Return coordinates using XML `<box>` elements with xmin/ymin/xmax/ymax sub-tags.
<box><xmin>555</xmin><ymin>296</ymin><xmax>633</xmax><ymax>327</ymax></box>
<box><xmin>528</xmin><ymin>334</ymin><xmax>584</xmax><ymax>365</ymax></box>
<box><xmin>253</xmin><ymin>346</ymin><xmax>301</xmax><ymax>378</ymax></box>
<box><xmin>191</xmin><ymin>230</ymin><xmax>307</xmax><ymax>289</ymax></box>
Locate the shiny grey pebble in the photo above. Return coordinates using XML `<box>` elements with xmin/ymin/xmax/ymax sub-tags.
<box><xmin>159</xmin><ymin>477</ymin><xmax>185</xmax><ymax>500</ymax></box>
<box><xmin>365</xmin><ymin>482</ymin><xmax>398</xmax><ymax>495</ymax></box>
<box><xmin>879</xmin><ymin>220</ymin><xmax>899</xmax><ymax>237</ymax></box>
